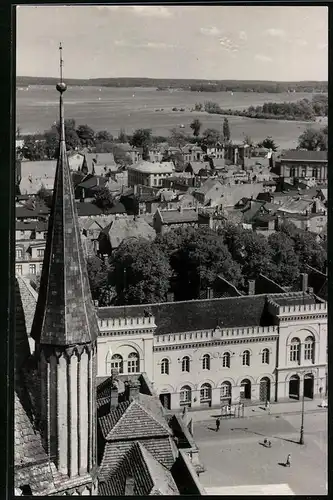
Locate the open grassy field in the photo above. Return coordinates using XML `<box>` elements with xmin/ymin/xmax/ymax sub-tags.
<box><xmin>16</xmin><ymin>86</ymin><xmax>325</xmax><ymax>149</ymax></box>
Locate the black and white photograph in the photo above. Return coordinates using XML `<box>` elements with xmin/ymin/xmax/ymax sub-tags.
<box><xmin>14</xmin><ymin>4</ymin><xmax>327</xmax><ymax>496</ymax></box>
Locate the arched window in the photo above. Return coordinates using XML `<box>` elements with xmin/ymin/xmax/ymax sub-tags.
<box><xmin>262</xmin><ymin>348</ymin><xmax>269</xmax><ymax>364</ymax></box>
<box><xmin>304</xmin><ymin>336</ymin><xmax>315</xmax><ymax>362</ymax></box>
<box><xmin>289</xmin><ymin>338</ymin><xmax>301</xmax><ymax>362</ymax></box>
<box><xmin>202</xmin><ymin>354</ymin><xmax>210</xmax><ymax>370</ymax></box>
<box><xmin>161</xmin><ymin>358</ymin><xmax>169</xmax><ymax>375</ymax></box>
<box><xmin>127</xmin><ymin>352</ymin><xmax>140</xmax><ymax>373</ymax></box>
<box><xmin>242</xmin><ymin>350</ymin><xmax>250</xmax><ymax>366</ymax></box>
<box><xmin>200</xmin><ymin>383</ymin><xmax>212</xmax><ymax>402</ymax></box>
<box><xmin>182</xmin><ymin>356</ymin><xmax>190</xmax><ymax>372</ymax></box>
<box><xmin>222</xmin><ymin>352</ymin><xmax>230</xmax><ymax>368</ymax></box>
<box><xmin>109</xmin><ymin>354</ymin><xmax>123</xmax><ymax>374</ymax></box>
<box><xmin>180</xmin><ymin>385</ymin><xmax>191</xmax><ymax>405</ymax></box>
<box><xmin>220</xmin><ymin>381</ymin><xmax>231</xmax><ymax>398</ymax></box>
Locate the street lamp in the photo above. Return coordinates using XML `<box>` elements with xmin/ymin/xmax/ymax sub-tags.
<box><xmin>298</xmin><ymin>371</ymin><xmax>305</xmax><ymax>445</ymax></box>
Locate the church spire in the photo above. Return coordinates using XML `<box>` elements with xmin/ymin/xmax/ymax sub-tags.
<box><xmin>31</xmin><ymin>43</ymin><xmax>98</xmax><ymax>346</ymax></box>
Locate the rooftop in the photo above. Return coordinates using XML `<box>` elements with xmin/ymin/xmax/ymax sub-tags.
<box><xmin>129</xmin><ymin>160</ymin><xmax>175</xmax><ymax>174</ymax></box>
<box><xmin>158</xmin><ymin>208</ymin><xmax>199</xmax><ymax>224</ymax></box>
<box><xmin>279</xmin><ymin>150</ymin><xmax>327</xmax><ymax>162</ymax></box>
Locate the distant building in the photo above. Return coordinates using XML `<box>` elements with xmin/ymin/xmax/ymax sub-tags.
<box><xmin>180</xmin><ymin>144</ymin><xmax>205</xmax><ymax>163</ymax></box>
<box><xmin>153</xmin><ymin>208</ymin><xmax>201</xmax><ymax>235</ymax></box>
<box><xmin>82</xmin><ymin>152</ymin><xmax>117</xmax><ymax>176</ymax></box>
<box><xmin>128</xmin><ymin>160</ymin><xmax>175</xmax><ymax>188</ymax></box>
<box><xmin>274</xmin><ymin>150</ymin><xmax>327</xmax><ymax>184</ymax></box>
<box><xmin>98</xmin><ymin>216</ymin><xmax>156</xmax><ymax>255</ymax></box>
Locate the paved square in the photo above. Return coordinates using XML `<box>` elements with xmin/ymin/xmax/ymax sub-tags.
<box><xmin>194</xmin><ymin>411</ymin><xmax>327</xmax><ymax>495</ymax></box>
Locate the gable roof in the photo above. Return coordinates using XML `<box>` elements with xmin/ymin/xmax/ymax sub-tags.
<box><xmin>76</xmin><ymin>202</ymin><xmax>103</xmax><ymax>216</ymax></box>
<box><xmin>103</xmin><ymin>217</ymin><xmax>156</xmax><ymax>248</ymax></box>
<box><xmin>97</xmin><ymin>294</ymin><xmax>272</xmax><ymax>334</ymax></box>
<box><xmin>77</xmin><ymin>176</ymin><xmax>108</xmax><ymax>190</ymax></box>
<box><xmin>99</xmin><ymin>398</ymin><xmax>172</xmax><ymax>441</ymax></box>
<box><xmin>158</xmin><ymin>209</ymin><xmax>198</xmax><ymax>224</ymax></box>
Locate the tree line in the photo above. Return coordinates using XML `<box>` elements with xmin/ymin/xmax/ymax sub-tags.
<box><xmin>201</xmin><ymin>95</ymin><xmax>327</xmax><ymax>122</ymax></box>
<box><xmin>87</xmin><ymin>222</ymin><xmax>327</xmax><ymax>307</ymax></box>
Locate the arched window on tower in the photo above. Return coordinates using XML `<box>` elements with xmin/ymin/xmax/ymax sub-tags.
<box><xmin>242</xmin><ymin>350</ymin><xmax>250</xmax><ymax>366</ymax></box>
<box><xmin>304</xmin><ymin>336</ymin><xmax>315</xmax><ymax>362</ymax></box>
<box><xmin>161</xmin><ymin>358</ymin><xmax>169</xmax><ymax>375</ymax></box>
<box><xmin>182</xmin><ymin>356</ymin><xmax>190</xmax><ymax>372</ymax></box>
<box><xmin>127</xmin><ymin>352</ymin><xmax>140</xmax><ymax>373</ymax></box>
<box><xmin>202</xmin><ymin>354</ymin><xmax>211</xmax><ymax>370</ymax></box>
<box><xmin>289</xmin><ymin>338</ymin><xmax>301</xmax><ymax>363</ymax></box>
<box><xmin>261</xmin><ymin>348</ymin><xmax>270</xmax><ymax>364</ymax></box>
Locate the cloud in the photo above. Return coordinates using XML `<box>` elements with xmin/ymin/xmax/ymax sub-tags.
<box><xmin>264</xmin><ymin>28</ymin><xmax>286</xmax><ymax>38</ymax></box>
<box><xmin>114</xmin><ymin>39</ymin><xmax>175</xmax><ymax>50</ymax></box>
<box><xmin>294</xmin><ymin>38</ymin><xmax>308</xmax><ymax>47</ymax></box>
<box><xmin>131</xmin><ymin>6</ymin><xmax>172</xmax><ymax>18</ymax></box>
<box><xmin>239</xmin><ymin>31</ymin><xmax>247</xmax><ymax>41</ymax></box>
<box><xmin>219</xmin><ymin>36</ymin><xmax>239</xmax><ymax>52</ymax></box>
<box><xmin>200</xmin><ymin>26</ymin><xmax>222</xmax><ymax>37</ymax></box>
<box><xmin>255</xmin><ymin>54</ymin><xmax>272</xmax><ymax>62</ymax></box>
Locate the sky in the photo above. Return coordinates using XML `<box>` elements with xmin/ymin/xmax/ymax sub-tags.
<box><xmin>16</xmin><ymin>4</ymin><xmax>328</xmax><ymax>81</ymax></box>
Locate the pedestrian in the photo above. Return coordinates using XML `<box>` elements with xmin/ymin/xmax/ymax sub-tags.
<box><xmin>286</xmin><ymin>454</ymin><xmax>291</xmax><ymax>467</ymax></box>
<box><xmin>267</xmin><ymin>401</ymin><xmax>271</xmax><ymax>414</ymax></box>
<box><xmin>216</xmin><ymin>418</ymin><xmax>220</xmax><ymax>432</ymax></box>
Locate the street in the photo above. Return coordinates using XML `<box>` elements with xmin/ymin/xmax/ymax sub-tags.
<box><xmin>194</xmin><ymin>410</ymin><xmax>327</xmax><ymax>495</ymax></box>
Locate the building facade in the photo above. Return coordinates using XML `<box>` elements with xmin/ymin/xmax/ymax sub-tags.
<box><xmin>128</xmin><ymin>161</ymin><xmax>175</xmax><ymax>188</ymax></box>
<box><xmin>275</xmin><ymin>150</ymin><xmax>327</xmax><ymax>183</ymax></box>
<box><xmin>95</xmin><ymin>293</ymin><xmax>327</xmax><ymax>411</ymax></box>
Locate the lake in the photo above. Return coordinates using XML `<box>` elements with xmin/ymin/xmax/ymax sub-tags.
<box><xmin>16</xmin><ymin>86</ymin><xmax>325</xmax><ymax>149</ymax></box>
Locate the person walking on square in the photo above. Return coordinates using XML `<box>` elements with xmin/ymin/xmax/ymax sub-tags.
<box><xmin>286</xmin><ymin>454</ymin><xmax>291</xmax><ymax>467</ymax></box>
<box><xmin>216</xmin><ymin>418</ymin><xmax>220</xmax><ymax>432</ymax></box>
<box><xmin>267</xmin><ymin>401</ymin><xmax>271</xmax><ymax>414</ymax></box>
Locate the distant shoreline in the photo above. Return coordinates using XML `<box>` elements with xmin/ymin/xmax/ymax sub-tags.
<box><xmin>16</xmin><ymin>77</ymin><xmax>328</xmax><ymax>94</ymax></box>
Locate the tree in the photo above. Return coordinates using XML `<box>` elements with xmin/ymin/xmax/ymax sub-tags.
<box><xmin>223</xmin><ymin>118</ymin><xmax>230</xmax><ymax>142</ymax></box>
<box><xmin>112</xmin><ymin>239</ymin><xmax>172</xmax><ymax>305</ymax></box>
<box><xmin>297</xmin><ymin>127</ymin><xmax>327</xmax><ymax>151</ymax></box>
<box><xmin>267</xmin><ymin>232</ymin><xmax>300</xmax><ymax>286</ymax></box>
<box><xmin>76</xmin><ymin>124</ymin><xmax>96</xmax><ymax>147</ymax></box>
<box><xmin>92</xmin><ymin>186</ymin><xmax>114</xmax><ymax>212</ymax></box>
<box><xmin>190</xmin><ymin>118</ymin><xmax>202</xmax><ymax>137</ymax></box>
<box><xmin>168</xmin><ymin>128</ymin><xmax>190</xmax><ymax>148</ymax></box>
<box><xmin>220</xmin><ymin>224</ymin><xmax>273</xmax><ymax>281</ymax></box>
<box><xmin>95</xmin><ymin>130</ymin><xmax>113</xmax><ymax>143</ymax></box>
<box><xmin>257</xmin><ymin>136</ymin><xmax>278</xmax><ymax>151</ymax></box>
<box><xmin>86</xmin><ymin>256</ymin><xmax>114</xmax><ymax>306</ymax></box>
<box><xmin>130</xmin><ymin>128</ymin><xmax>152</xmax><ymax>160</ymax></box>
<box><xmin>36</xmin><ymin>185</ymin><xmax>53</xmax><ymax>208</ymax></box>
<box><xmin>21</xmin><ymin>135</ymin><xmax>46</xmax><ymax>161</ymax></box>
<box><xmin>202</xmin><ymin>128</ymin><xmax>221</xmax><ymax>147</ymax></box>
<box><xmin>158</xmin><ymin>226</ymin><xmax>243</xmax><ymax>300</ymax></box>
<box><xmin>95</xmin><ymin>141</ymin><xmax>115</xmax><ymax>153</ymax></box>
<box><xmin>293</xmin><ymin>232</ymin><xmax>327</xmax><ymax>272</ymax></box>
<box><xmin>118</xmin><ymin>128</ymin><xmax>127</xmax><ymax>143</ymax></box>
<box><xmin>44</xmin><ymin>128</ymin><xmax>59</xmax><ymax>159</ymax></box>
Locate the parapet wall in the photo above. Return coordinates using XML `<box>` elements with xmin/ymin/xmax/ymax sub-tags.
<box><xmin>154</xmin><ymin>325</ymin><xmax>278</xmax><ymax>346</ymax></box>
<box><xmin>98</xmin><ymin>315</ymin><xmax>156</xmax><ymax>332</ymax></box>
<box><xmin>267</xmin><ymin>297</ymin><xmax>327</xmax><ymax>317</ymax></box>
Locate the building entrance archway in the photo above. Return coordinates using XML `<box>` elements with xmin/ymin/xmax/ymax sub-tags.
<box><xmin>240</xmin><ymin>379</ymin><xmax>251</xmax><ymax>400</ymax></box>
<box><xmin>289</xmin><ymin>374</ymin><xmax>300</xmax><ymax>400</ymax></box>
<box><xmin>259</xmin><ymin>377</ymin><xmax>271</xmax><ymax>403</ymax></box>
<box><xmin>303</xmin><ymin>373</ymin><xmax>314</xmax><ymax>399</ymax></box>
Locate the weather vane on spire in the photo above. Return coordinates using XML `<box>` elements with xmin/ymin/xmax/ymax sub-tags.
<box><xmin>56</xmin><ymin>42</ymin><xmax>67</xmax><ymax>94</ymax></box>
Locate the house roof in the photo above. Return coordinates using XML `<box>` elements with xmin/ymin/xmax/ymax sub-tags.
<box><xmin>186</xmin><ymin>162</ymin><xmax>210</xmax><ymax>175</ymax></box>
<box><xmin>84</xmin><ymin>152</ymin><xmax>116</xmax><ymax>167</ymax></box>
<box><xmin>16</xmin><ymin>203</ymin><xmax>50</xmax><ymax>219</ymax></box>
<box><xmin>181</xmin><ymin>144</ymin><xmax>202</xmax><ymax>154</ymax></box>
<box><xmin>279</xmin><ymin>150</ymin><xmax>327</xmax><ymax>162</ymax></box>
<box><xmin>97</xmin><ymin>294</ymin><xmax>272</xmax><ymax>334</ymax></box>
<box><xmin>129</xmin><ymin>161</ymin><xmax>174</xmax><ymax>174</ymax></box>
<box><xmin>16</xmin><ymin>220</ymin><xmax>48</xmax><ymax>231</ymax></box>
<box><xmin>77</xmin><ymin>176</ymin><xmax>108</xmax><ymax>190</ymax></box>
<box><xmin>76</xmin><ymin>202</ymin><xmax>103</xmax><ymax>216</ymax></box>
<box><xmin>99</xmin><ymin>397</ymin><xmax>172</xmax><ymax>441</ymax></box>
<box><xmin>103</xmin><ymin>217</ymin><xmax>156</xmax><ymax>248</ymax></box>
<box><xmin>195</xmin><ymin>178</ymin><xmax>224</xmax><ymax>196</ymax></box>
<box><xmin>269</xmin><ymin>292</ymin><xmax>320</xmax><ymax>307</ymax></box>
<box><xmin>277</xmin><ymin>198</ymin><xmax>324</xmax><ymax>214</ymax></box>
<box><xmin>158</xmin><ymin>209</ymin><xmax>198</xmax><ymax>224</ymax></box>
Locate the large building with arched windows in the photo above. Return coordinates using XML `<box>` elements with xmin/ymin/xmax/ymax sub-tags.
<box><xmin>96</xmin><ymin>292</ymin><xmax>327</xmax><ymax>411</ymax></box>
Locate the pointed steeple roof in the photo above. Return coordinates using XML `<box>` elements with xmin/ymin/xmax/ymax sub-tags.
<box><xmin>31</xmin><ymin>44</ymin><xmax>98</xmax><ymax>346</ymax></box>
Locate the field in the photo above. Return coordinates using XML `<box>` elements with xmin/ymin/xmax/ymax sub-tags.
<box><xmin>16</xmin><ymin>86</ymin><xmax>326</xmax><ymax>149</ymax></box>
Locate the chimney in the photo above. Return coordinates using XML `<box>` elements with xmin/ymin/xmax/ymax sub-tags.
<box><xmin>206</xmin><ymin>287</ymin><xmax>213</xmax><ymax>299</ymax></box>
<box><xmin>248</xmin><ymin>280</ymin><xmax>255</xmax><ymax>296</ymax></box>
<box><xmin>167</xmin><ymin>292</ymin><xmax>174</xmax><ymax>302</ymax></box>
<box><xmin>110</xmin><ymin>369</ymin><xmax>119</xmax><ymax>409</ymax></box>
<box><xmin>128</xmin><ymin>379</ymin><xmax>141</xmax><ymax>400</ymax></box>
<box><xmin>300</xmin><ymin>273</ymin><xmax>308</xmax><ymax>292</ymax></box>
<box><xmin>124</xmin><ymin>477</ymin><xmax>135</xmax><ymax>496</ymax></box>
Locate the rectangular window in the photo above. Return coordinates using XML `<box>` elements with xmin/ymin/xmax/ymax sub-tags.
<box><xmin>39</xmin><ymin>263</ymin><xmax>43</xmax><ymax>271</ymax></box>
<box><xmin>16</xmin><ymin>249</ymin><xmax>23</xmax><ymax>259</ymax></box>
<box><xmin>16</xmin><ymin>265</ymin><xmax>23</xmax><ymax>275</ymax></box>
<box><xmin>37</xmin><ymin>249</ymin><xmax>44</xmax><ymax>258</ymax></box>
<box><xmin>29</xmin><ymin>264</ymin><xmax>36</xmax><ymax>275</ymax></box>
<box><xmin>43</xmin><ymin>232</ymin><xmax>47</xmax><ymax>239</ymax></box>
